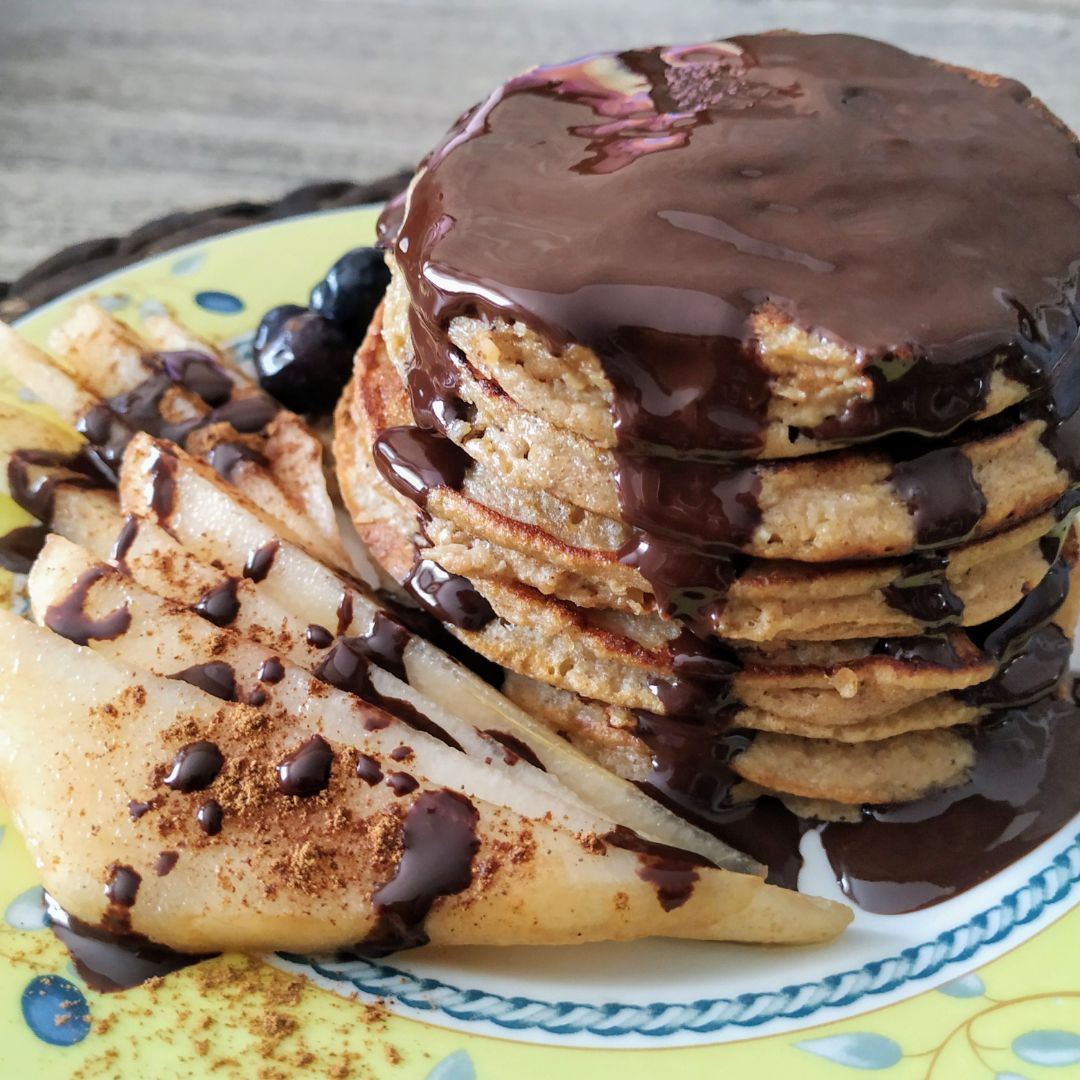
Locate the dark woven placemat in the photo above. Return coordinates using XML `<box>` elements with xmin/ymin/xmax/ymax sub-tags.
<box><xmin>0</xmin><ymin>172</ymin><xmax>411</xmax><ymax>323</ymax></box>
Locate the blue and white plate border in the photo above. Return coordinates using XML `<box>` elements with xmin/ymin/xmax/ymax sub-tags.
<box><xmin>274</xmin><ymin>828</ymin><xmax>1080</xmax><ymax>1044</ymax></box>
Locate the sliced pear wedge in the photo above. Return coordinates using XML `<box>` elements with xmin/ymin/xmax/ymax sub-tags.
<box><xmin>0</xmin><ymin>611</ymin><xmax>849</xmax><ymax>950</ymax></box>
<box><xmin>119</xmin><ymin>433</ymin><xmax>760</xmax><ymax>872</ymax></box>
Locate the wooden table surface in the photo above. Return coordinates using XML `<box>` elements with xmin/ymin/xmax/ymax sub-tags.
<box><xmin>3</xmin><ymin>0</ymin><xmax>1079</xmax><ymax>280</ymax></box>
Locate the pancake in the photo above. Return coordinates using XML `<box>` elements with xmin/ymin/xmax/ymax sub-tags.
<box><xmin>381</xmin><ymin>256</ymin><xmax>1034</xmax><ymax>461</ymax></box>
<box><xmin>342</xmin><ymin>325</ymin><xmax>1076</xmax><ymax>648</ymax></box>
<box><xmin>500</xmin><ymin>670</ymin><xmax>977</xmax><ymax>806</ymax></box>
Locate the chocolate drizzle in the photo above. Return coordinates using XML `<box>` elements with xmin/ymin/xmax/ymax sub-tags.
<box><xmin>7</xmin><ymin>448</ymin><xmax>112</xmax><ymax>526</ymax></box>
<box><xmin>193</xmin><ymin>578</ymin><xmax>240</xmax><ymax>627</ymax></box>
<box><xmin>883</xmin><ymin>552</ymin><xmax>964</xmax><ymax>628</ymax></box>
<box><xmin>167</xmin><ymin>661</ymin><xmax>238</xmax><ymax>702</ymax></box>
<box><xmin>481</xmin><ymin>729</ymin><xmax>547</xmax><ymax>770</ymax></box>
<box><xmin>110</xmin><ymin>514</ymin><xmax>139</xmax><ymax>571</ymax></box>
<box><xmin>276</xmin><ymin>734</ymin><xmax>335</xmax><ymax>797</ymax></box>
<box><xmin>372</xmin><ymin>425</ymin><xmax>471</xmax><ymax>506</ymax></box>
<box><xmin>45</xmin><ymin>892</ymin><xmax>213</xmax><ymax>993</ymax></box>
<box><xmin>208</xmin><ymin>440</ymin><xmax>268</xmax><ymax>480</ymax></box>
<box><xmin>243</xmin><ymin>539</ymin><xmax>279</xmax><ymax>583</ymax></box>
<box><xmin>44</xmin><ymin>566</ymin><xmax>131</xmax><ymax>646</ymax></box>
<box><xmin>888</xmin><ymin>447</ymin><xmax>986</xmax><ymax>548</ymax></box>
<box><xmin>163</xmin><ymin>740</ymin><xmax>224</xmax><ymax>792</ymax></box>
<box><xmin>0</xmin><ymin>525</ymin><xmax>48</xmax><ymax>573</ymax></box>
<box><xmin>355</xmin><ymin>788</ymin><xmax>480</xmax><ymax>955</ymax></box>
<box><xmin>604</xmin><ymin>825</ymin><xmax>711</xmax><ymax>911</ymax></box>
<box><xmin>147</xmin><ymin>447</ymin><xmax>178</xmax><ymax>521</ymax></box>
<box><xmin>404</xmin><ymin>558</ymin><xmax>495</xmax><ymax>630</ymax></box>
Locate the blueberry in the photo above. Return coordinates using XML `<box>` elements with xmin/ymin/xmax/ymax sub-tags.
<box><xmin>310</xmin><ymin>247</ymin><xmax>390</xmax><ymax>339</ymax></box>
<box><xmin>253</xmin><ymin>304</ymin><xmax>306</xmax><ymax>355</ymax></box>
<box><xmin>253</xmin><ymin>308</ymin><xmax>354</xmax><ymax>414</ymax></box>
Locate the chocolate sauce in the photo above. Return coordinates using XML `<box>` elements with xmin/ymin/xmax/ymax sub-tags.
<box><xmin>147</xmin><ymin>447</ymin><xmax>178</xmax><ymax>521</ymax></box>
<box><xmin>404</xmin><ymin>558</ymin><xmax>495</xmax><ymax>630</ymax></box>
<box><xmin>386</xmin><ymin>772</ymin><xmax>419</xmax><ymax>796</ymax></box>
<box><xmin>820</xmin><ymin>696</ymin><xmax>1080</xmax><ymax>912</ymax></box>
<box><xmin>247</xmin><ymin>687</ymin><xmax>268</xmax><ymax>707</ymax></box>
<box><xmin>196</xmin><ymin>799</ymin><xmax>223</xmax><ymax>835</ymax></box>
<box><xmin>208</xmin><ymin>440</ymin><xmax>268</xmax><ymax>480</ymax></box>
<box><xmin>355</xmin><ymin>789</ymin><xmax>480</xmax><ymax>955</ymax></box>
<box><xmin>604</xmin><ymin>825</ymin><xmax>711</xmax><ymax>911</ymax></box>
<box><xmin>193</xmin><ymin>578</ymin><xmax>240</xmax><ymax>627</ymax></box>
<box><xmin>390</xmin><ymin>745</ymin><xmax>414</xmax><ymax>762</ymax></box>
<box><xmin>889</xmin><ymin>447</ymin><xmax>987</xmax><ymax>547</ymax></box>
<box><xmin>882</xmin><ymin>551</ymin><xmax>965</xmax><ymax>628</ymax></box>
<box><xmin>163</xmin><ymin>740</ymin><xmax>224</xmax><ymax>792</ymax></box>
<box><xmin>313</xmin><ymin>637</ymin><xmax>462</xmax><ymax>750</ymax></box>
<box><xmin>45</xmin><ymin>892</ymin><xmax>213</xmax><ymax>993</ymax></box>
<box><xmin>355</xmin><ymin>754</ymin><xmax>384</xmax><ymax>785</ymax></box>
<box><xmin>242</xmin><ymin>539</ymin><xmax>279</xmax><ymax>583</ymax></box>
<box><xmin>0</xmin><ymin>524</ymin><xmax>48</xmax><ymax>573</ymax></box>
<box><xmin>481</xmin><ymin>729</ymin><xmax>547</xmax><ymax>770</ymax></box>
<box><xmin>110</xmin><ymin>514</ymin><xmax>139</xmax><ymax>571</ymax></box>
<box><xmin>276</xmin><ymin>734</ymin><xmax>334</xmax><ymax>797</ymax></box>
<box><xmin>104</xmin><ymin>863</ymin><xmax>141</xmax><ymax>920</ymax></box>
<box><xmin>44</xmin><ymin>566</ymin><xmax>131</xmax><ymax>646</ymax></box>
<box><xmin>7</xmin><ymin>447</ymin><xmax>112</xmax><ymax>525</ymax></box>
<box><xmin>372</xmin><ymin>425</ymin><xmax>471</xmax><ymax>506</ymax></box>
<box><xmin>346</xmin><ymin>611</ymin><xmax>412</xmax><ymax>682</ymax></box>
<box><xmin>874</xmin><ymin>633</ymin><xmax>966</xmax><ymax>668</ymax></box>
<box><xmin>128</xmin><ymin>799</ymin><xmax>152</xmax><ymax>820</ymax></box>
<box><xmin>336</xmin><ymin>591</ymin><xmax>354</xmax><ymax>636</ymax></box>
<box><xmin>306</xmin><ymin>624</ymin><xmax>334</xmax><ymax>649</ymax></box>
<box><xmin>209</xmin><ymin>395</ymin><xmax>279</xmax><ymax>433</ymax></box>
<box><xmin>167</xmin><ymin>662</ymin><xmax>237</xmax><ymax>702</ymax></box>
<box><xmin>387</xmin><ymin>33</ymin><xmax>1080</xmax><ymax>636</ymax></box>
<box><xmin>959</xmin><ymin>624</ymin><xmax>1072</xmax><ymax>708</ymax></box>
<box><xmin>258</xmin><ymin>657</ymin><xmax>285</xmax><ymax>684</ymax></box>
<box><xmin>157</xmin><ymin>350</ymin><xmax>233</xmax><ymax>406</ymax></box>
<box><xmin>154</xmin><ymin>851</ymin><xmax>179</xmax><ymax>877</ymax></box>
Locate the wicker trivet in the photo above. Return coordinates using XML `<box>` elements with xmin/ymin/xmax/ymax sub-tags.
<box><xmin>0</xmin><ymin>173</ymin><xmax>411</xmax><ymax>323</ymax></box>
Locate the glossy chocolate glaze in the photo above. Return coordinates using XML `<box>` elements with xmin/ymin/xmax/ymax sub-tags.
<box><xmin>314</xmin><ymin>636</ymin><xmax>463</xmax><ymax>750</ymax></box>
<box><xmin>7</xmin><ymin>448</ymin><xmax>112</xmax><ymax>526</ymax></box>
<box><xmin>45</xmin><ymin>892</ymin><xmax>213</xmax><ymax>993</ymax></box>
<box><xmin>372</xmin><ymin>425</ymin><xmax>470</xmax><ymax>506</ymax></box>
<box><xmin>821</xmin><ymin>694</ymin><xmax>1080</xmax><ymax>912</ymax></box>
<box><xmin>163</xmin><ymin>740</ymin><xmax>224</xmax><ymax>793</ymax></box>
<box><xmin>110</xmin><ymin>514</ymin><xmax>139</xmax><ymax>572</ymax></box>
<box><xmin>258</xmin><ymin>656</ymin><xmax>286</xmax><ymax>684</ymax></box>
<box><xmin>276</xmin><ymin>734</ymin><xmax>335</xmax><ymax>797</ymax></box>
<box><xmin>243</xmin><ymin>539</ymin><xmax>279</xmax><ymax>583</ymax></box>
<box><xmin>481</xmin><ymin>729</ymin><xmax>547</xmax><ymax>770</ymax></box>
<box><xmin>355</xmin><ymin>789</ymin><xmax>480</xmax><ymax>955</ymax></box>
<box><xmin>604</xmin><ymin>824</ymin><xmax>710</xmax><ymax>911</ymax></box>
<box><xmin>208</xmin><ymin>440</ymin><xmax>268</xmax><ymax>481</ymax></box>
<box><xmin>385</xmin><ymin>32</ymin><xmax>1080</xmax><ymax>637</ymax></box>
<box><xmin>386</xmin><ymin>771</ymin><xmax>419</xmax><ymax>796</ymax></box>
<box><xmin>0</xmin><ymin>525</ymin><xmax>48</xmax><ymax>573</ymax></box>
<box><xmin>305</xmin><ymin>624</ymin><xmax>334</xmax><ymax>649</ymax></box>
<box><xmin>193</xmin><ymin>578</ymin><xmax>240</xmax><ymax>627</ymax></box>
<box><xmin>44</xmin><ymin>566</ymin><xmax>131</xmax><ymax>646</ymax></box>
<box><xmin>882</xmin><ymin>552</ymin><xmax>964</xmax><ymax>628</ymax></box>
<box><xmin>148</xmin><ymin>447</ymin><xmax>178</xmax><ymax>521</ymax></box>
<box><xmin>404</xmin><ymin>558</ymin><xmax>495</xmax><ymax>630</ymax></box>
<box><xmin>196</xmin><ymin>799</ymin><xmax>223</xmax><ymax>835</ymax></box>
<box><xmin>167</xmin><ymin>661</ymin><xmax>238</xmax><ymax>702</ymax></box>
<box><xmin>356</xmin><ymin>753</ymin><xmax>385</xmax><ymax>785</ymax></box>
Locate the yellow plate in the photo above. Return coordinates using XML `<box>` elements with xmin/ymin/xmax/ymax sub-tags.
<box><xmin>3</xmin><ymin>207</ymin><xmax>1080</xmax><ymax>1079</ymax></box>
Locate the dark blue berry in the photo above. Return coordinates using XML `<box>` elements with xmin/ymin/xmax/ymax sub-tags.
<box><xmin>310</xmin><ymin>247</ymin><xmax>390</xmax><ymax>339</ymax></box>
<box><xmin>253</xmin><ymin>308</ymin><xmax>354</xmax><ymax>414</ymax></box>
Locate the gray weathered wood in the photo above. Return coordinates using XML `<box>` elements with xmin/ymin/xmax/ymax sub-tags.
<box><xmin>3</xmin><ymin>0</ymin><xmax>1079</xmax><ymax>279</ymax></box>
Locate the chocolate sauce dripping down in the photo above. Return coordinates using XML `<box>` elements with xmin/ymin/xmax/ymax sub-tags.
<box><xmin>110</xmin><ymin>514</ymin><xmax>139</xmax><ymax>572</ymax></box>
<box><xmin>314</xmin><ymin>636</ymin><xmax>463</xmax><ymax>750</ymax></box>
<box><xmin>388</xmin><ymin>34</ymin><xmax>1080</xmax><ymax>640</ymax></box>
<box><xmin>167</xmin><ymin>662</ymin><xmax>238</xmax><ymax>702</ymax></box>
<box><xmin>344</xmin><ymin>611</ymin><xmax>412</xmax><ymax>683</ymax></box>
<box><xmin>481</xmin><ymin>729</ymin><xmax>547</xmax><ymax>770</ymax></box>
<box><xmin>209</xmin><ymin>440</ymin><xmax>268</xmax><ymax>481</ymax></box>
<box><xmin>404</xmin><ymin>558</ymin><xmax>495</xmax><ymax>630</ymax></box>
<box><xmin>45</xmin><ymin>892</ymin><xmax>214</xmax><ymax>993</ymax></box>
<box><xmin>243</xmin><ymin>539</ymin><xmax>279</xmax><ymax>583</ymax></box>
<box><xmin>44</xmin><ymin>566</ymin><xmax>131</xmax><ymax>645</ymax></box>
<box><xmin>820</xmin><ymin>696</ymin><xmax>1080</xmax><ymax>912</ymax></box>
<box><xmin>336</xmin><ymin>591</ymin><xmax>354</xmax><ymax>637</ymax></box>
<box><xmin>193</xmin><ymin>578</ymin><xmax>240</xmax><ymax>627</ymax></box>
<box><xmin>0</xmin><ymin>525</ymin><xmax>48</xmax><ymax>573</ymax></box>
<box><xmin>372</xmin><ymin>425</ymin><xmax>471</xmax><ymax>506</ymax></box>
<box><xmin>276</xmin><ymin>734</ymin><xmax>335</xmax><ymax>797</ymax></box>
<box><xmin>604</xmin><ymin>825</ymin><xmax>711</xmax><ymax>911</ymax></box>
<box><xmin>7</xmin><ymin>448</ymin><xmax>112</xmax><ymax>526</ymax></box>
<box><xmin>882</xmin><ymin>552</ymin><xmax>965</xmax><ymax>628</ymax></box>
<box><xmin>888</xmin><ymin>447</ymin><xmax>987</xmax><ymax>548</ymax></box>
<box><xmin>354</xmin><ymin>789</ymin><xmax>480</xmax><ymax>956</ymax></box>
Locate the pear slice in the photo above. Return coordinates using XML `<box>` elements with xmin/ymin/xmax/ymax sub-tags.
<box><xmin>26</xmin><ymin>534</ymin><xmax>614</xmax><ymax>822</ymax></box>
<box><xmin>119</xmin><ymin>433</ymin><xmax>758</xmax><ymax>871</ymax></box>
<box><xmin>0</xmin><ymin>611</ymin><xmax>849</xmax><ymax>950</ymax></box>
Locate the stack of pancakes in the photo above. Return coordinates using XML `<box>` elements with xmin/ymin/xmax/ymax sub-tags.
<box><xmin>335</xmin><ymin>32</ymin><xmax>1080</xmax><ymax>830</ymax></box>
